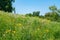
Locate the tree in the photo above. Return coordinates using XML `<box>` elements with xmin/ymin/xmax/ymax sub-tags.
<box><xmin>49</xmin><ymin>5</ymin><xmax>57</xmax><ymax>12</ymax></box>
<box><xmin>57</xmin><ymin>9</ymin><xmax>60</xmax><ymax>13</ymax></box>
<box><xmin>33</xmin><ymin>11</ymin><xmax>40</xmax><ymax>16</ymax></box>
<box><xmin>49</xmin><ymin>5</ymin><xmax>60</xmax><ymax>15</ymax></box>
<box><xmin>25</xmin><ymin>11</ymin><xmax>40</xmax><ymax>17</ymax></box>
<box><xmin>0</xmin><ymin>0</ymin><xmax>15</xmax><ymax>12</ymax></box>
<box><xmin>45</xmin><ymin>12</ymin><xmax>59</xmax><ymax>21</ymax></box>
<box><xmin>45</xmin><ymin>5</ymin><xmax>60</xmax><ymax>21</ymax></box>
<box><xmin>25</xmin><ymin>13</ymin><xmax>33</xmax><ymax>17</ymax></box>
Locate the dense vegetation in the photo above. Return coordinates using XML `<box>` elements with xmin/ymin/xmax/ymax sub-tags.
<box><xmin>25</xmin><ymin>5</ymin><xmax>60</xmax><ymax>22</ymax></box>
<box><xmin>0</xmin><ymin>1</ymin><xmax>60</xmax><ymax>40</ymax></box>
<box><xmin>0</xmin><ymin>0</ymin><xmax>15</xmax><ymax>12</ymax></box>
<box><xmin>0</xmin><ymin>11</ymin><xmax>60</xmax><ymax>40</ymax></box>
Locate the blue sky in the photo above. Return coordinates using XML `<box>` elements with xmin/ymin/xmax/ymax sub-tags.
<box><xmin>13</xmin><ymin>0</ymin><xmax>60</xmax><ymax>15</ymax></box>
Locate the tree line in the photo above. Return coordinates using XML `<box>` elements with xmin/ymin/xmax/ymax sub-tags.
<box><xmin>25</xmin><ymin>5</ymin><xmax>60</xmax><ymax>22</ymax></box>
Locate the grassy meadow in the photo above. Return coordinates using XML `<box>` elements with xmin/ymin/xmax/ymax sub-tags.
<box><xmin>0</xmin><ymin>11</ymin><xmax>60</xmax><ymax>40</ymax></box>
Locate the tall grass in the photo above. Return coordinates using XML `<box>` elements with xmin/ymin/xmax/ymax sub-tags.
<box><xmin>0</xmin><ymin>11</ymin><xmax>60</xmax><ymax>40</ymax></box>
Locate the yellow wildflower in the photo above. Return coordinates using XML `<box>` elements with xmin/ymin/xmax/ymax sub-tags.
<box><xmin>18</xmin><ymin>23</ymin><xmax>22</xmax><ymax>26</ymax></box>
<box><xmin>16</xmin><ymin>23</ymin><xmax>22</xmax><ymax>27</ymax></box>
<box><xmin>13</xmin><ymin>31</ymin><xmax>16</xmax><ymax>34</ymax></box>
<box><xmin>45</xmin><ymin>29</ymin><xmax>49</xmax><ymax>33</ymax></box>
<box><xmin>5</xmin><ymin>30</ymin><xmax>11</xmax><ymax>33</ymax></box>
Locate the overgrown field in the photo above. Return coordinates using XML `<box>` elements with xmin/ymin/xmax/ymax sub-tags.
<box><xmin>0</xmin><ymin>11</ymin><xmax>60</xmax><ymax>40</ymax></box>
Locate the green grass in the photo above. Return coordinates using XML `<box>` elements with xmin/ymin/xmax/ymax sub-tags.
<box><xmin>0</xmin><ymin>11</ymin><xmax>60</xmax><ymax>40</ymax></box>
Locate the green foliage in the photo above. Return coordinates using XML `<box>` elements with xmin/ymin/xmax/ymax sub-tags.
<box><xmin>54</xmin><ymin>31</ymin><xmax>60</xmax><ymax>40</ymax></box>
<box><xmin>0</xmin><ymin>0</ymin><xmax>15</xmax><ymax>12</ymax></box>
<box><xmin>25</xmin><ymin>13</ymin><xmax>33</xmax><ymax>17</ymax></box>
<box><xmin>25</xmin><ymin>11</ymin><xmax>40</xmax><ymax>17</ymax></box>
<box><xmin>0</xmin><ymin>11</ymin><xmax>60</xmax><ymax>40</ymax></box>
<box><xmin>39</xmin><ymin>15</ymin><xmax>44</xmax><ymax>18</ymax></box>
<box><xmin>45</xmin><ymin>12</ymin><xmax>59</xmax><ymax>21</ymax></box>
<box><xmin>49</xmin><ymin>5</ymin><xmax>57</xmax><ymax>12</ymax></box>
<box><xmin>45</xmin><ymin>5</ymin><xmax>60</xmax><ymax>22</ymax></box>
<box><xmin>33</xmin><ymin>11</ymin><xmax>40</xmax><ymax>16</ymax></box>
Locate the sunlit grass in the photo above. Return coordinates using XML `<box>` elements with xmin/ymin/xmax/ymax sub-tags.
<box><xmin>0</xmin><ymin>11</ymin><xmax>60</xmax><ymax>40</ymax></box>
